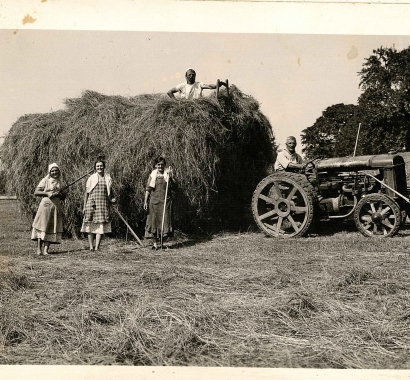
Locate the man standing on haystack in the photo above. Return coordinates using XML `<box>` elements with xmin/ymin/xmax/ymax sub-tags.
<box><xmin>167</xmin><ymin>69</ymin><xmax>217</xmax><ymax>100</ymax></box>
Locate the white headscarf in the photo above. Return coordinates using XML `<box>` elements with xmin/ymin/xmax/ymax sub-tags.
<box><xmin>48</xmin><ymin>163</ymin><xmax>59</xmax><ymax>174</ymax></box>
<box><xmin>42</xmin><ymin>162</ymin><xmax>61</xmax><ymax>191</ymax></box>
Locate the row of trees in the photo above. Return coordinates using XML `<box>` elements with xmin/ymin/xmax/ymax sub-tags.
<box><xmin>301</xmin><ymin>46</ymin><xmax>410</xmax><ymax>158</ymax></box>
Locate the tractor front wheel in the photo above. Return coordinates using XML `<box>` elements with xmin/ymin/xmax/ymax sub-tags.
<box><xmin>252</xmin><ymin>172</ymin><xmax>316</xmax><ymax>238</ymax></box>
<box><xmin>354</xmin><ymin>194</ymin><xmax>402</xmax><ymax>237</ymax></box>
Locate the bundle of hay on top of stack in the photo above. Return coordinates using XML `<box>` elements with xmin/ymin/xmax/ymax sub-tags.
<box><xmin>1</xmin><ymin>85</ymin><xmax>274</xmax><ymax>236</ymax></box>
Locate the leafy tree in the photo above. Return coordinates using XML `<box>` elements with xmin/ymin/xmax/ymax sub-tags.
<box><xmin>301</xmin><ymin>103</ymin><xmax>360</xmax><ymax>159</ymax></box>
<box><xmin>358</xmin><ymin>46</ymin><xmax>410</xmax><ymax>154</ymax></box>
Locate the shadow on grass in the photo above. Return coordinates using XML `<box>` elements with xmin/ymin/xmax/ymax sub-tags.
<box><xmin>170</xmin><ymin>235</ymin><xmax>214</xmax><ymax>249</ymax></box>
<box><xmin>48</xmin><ymin>248</ymin><xmax>87</xmax><ymax>255</ymax></box>
<box><xmin>311</xmin><ymin>219</ymin><xmax>358</xmax><ymax>237</ymax></box>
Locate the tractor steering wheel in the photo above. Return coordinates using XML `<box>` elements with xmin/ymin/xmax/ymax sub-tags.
<box><xmin>301</xmin><ymin>157</ymin><xmax>322</xmax><ymax>175</ymax></box>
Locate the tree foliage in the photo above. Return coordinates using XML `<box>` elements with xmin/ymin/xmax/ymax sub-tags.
<box><xmin>301</xmin><ymin>46</ymin><xmax>410</xmax><ymax>158</ymax></box>
<box><xmin>358</xmin><ymin>46</ymin><xmax>410</xmax><ymax>154</ymax></box>
<box><xmin>301</xmin><ymin>103</ymin><xmax>360</xmax><ymax>159</ymax></box>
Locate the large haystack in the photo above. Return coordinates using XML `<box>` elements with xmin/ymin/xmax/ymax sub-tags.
<box><xmin>1</xmin><ymin>86</ymin><xmax>274</xmax><ymax>236</ymax></box>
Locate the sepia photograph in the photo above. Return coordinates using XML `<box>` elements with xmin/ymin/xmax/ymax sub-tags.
<box><xmin>1</xmin><ymin>1</ymin><xmax>410</xmax><ymax>379</ymax></box>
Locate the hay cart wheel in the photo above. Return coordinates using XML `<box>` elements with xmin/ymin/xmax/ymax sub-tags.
<box><xmin>354</xmin><ymin>194</ymin><xmax>402</xmax><ymax>237</ymax></box>
<box><xmin>252</xmin><ymin>172</ymin><xmax>316</xmax><ymax>238</ymax></box>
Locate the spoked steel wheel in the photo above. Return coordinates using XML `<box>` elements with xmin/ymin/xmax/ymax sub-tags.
<box><xmin>354</xmin><ymin>193</ymin><xmax>402</xmax><ymax>237</ymax></box>
<box><xmin>252</xmin><ymin>172</ymin><xmax>316</xmax><ymax>238</ymax></box>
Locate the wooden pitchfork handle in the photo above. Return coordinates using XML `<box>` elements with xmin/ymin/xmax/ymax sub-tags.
<box><xmin>112</xmin><ymin>205</ymin><xmax>143</xmax><ymax>246</ymax></box>
<box><xmin>60</xmin><ymin>168</ymin><xmax>94</xmax><ymax>192</ymax></box>
<box><xmin>160</xmin><ymin>167</ymin><xmax>171</xmax><ymax>249</ymax></box>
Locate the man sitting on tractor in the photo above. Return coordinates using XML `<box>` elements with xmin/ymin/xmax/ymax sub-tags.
<box><xmin>275</xmin><ymin>135</ymin><xmax>320</xmax><ymax>200</ymax></box>
<box><xmin>167</xmin><ymin>68</ymin><xmax>217</xmax><ymax>100</ymax></box>
<box><xmin>274</xmin><ymin>136</ymin><xmax>303</xmax><ymax>172</ymax></box>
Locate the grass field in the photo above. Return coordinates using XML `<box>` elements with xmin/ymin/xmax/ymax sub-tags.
<box><xmin>1</xmin><ymin>200</ymin><xmax>410</xmax><ymax>368</ymax></box>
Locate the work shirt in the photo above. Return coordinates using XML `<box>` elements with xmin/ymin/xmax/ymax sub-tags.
<box><xmin>174</xmin><ymin>81</ymin><xmax>205</xmax><ymax>99</ymax></box>
<box><xmin>274</xmin><ymin>148</ymin><xmax>303</xmax><ymax>171</ymax></box>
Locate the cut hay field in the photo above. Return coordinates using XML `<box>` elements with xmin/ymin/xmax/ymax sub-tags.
<box><xmin>1</xmin><ymin>200</ymin><xmax>410</xmax><ymax>368</ymax></box>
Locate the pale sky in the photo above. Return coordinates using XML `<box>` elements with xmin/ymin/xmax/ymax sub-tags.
<box><xmin>2</xmin><ymin>31</ymin><xmax>410</xmax><ymax>153</ymax></box>
<box><xmin>1</xmin><ymin>1</ymin><xmax>410</xmax><ymax>154</ymax></box>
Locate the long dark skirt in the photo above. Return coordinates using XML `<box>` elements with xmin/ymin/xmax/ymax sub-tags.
<box><xmin>145</xmin><ymin>177</ymin><xmax>173</xmax><ymax>239</ymax></box>
<box><xmin>144</xmin><ymin>200</ymin><xmax>173</xmax><ymax>239</ymax></box>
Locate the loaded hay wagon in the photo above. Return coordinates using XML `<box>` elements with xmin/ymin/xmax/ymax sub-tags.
<box><xmin>252</xmin><ymin>152</ymin><xmax>410</xmax><ymax>238</ymax></box>
<box><xmin>2</xmin><ymin>84</ymin><xmax>275</xmax><ymax>237</ymax></box>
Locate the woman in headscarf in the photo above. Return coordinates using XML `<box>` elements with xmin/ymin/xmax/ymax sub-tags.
<box><xmin>143</xmin><ymin>156</ymin><xmax>174</xmax><ymax>250</ymax></box>
<box><xmin>31</xmin><ymin>163</ymin><xmax>67</xmax><ymax>255</ymax></box>
<box><xmin>81</xmin><ymin>159</ymin><xmax>116</xmax><ymax>252</ymax></box>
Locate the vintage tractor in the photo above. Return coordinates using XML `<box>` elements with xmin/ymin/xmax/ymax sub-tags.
<box><xmin>252</xmin><ymin>153</ymin><xmax>410</xmax><ymax>238</ymax></box>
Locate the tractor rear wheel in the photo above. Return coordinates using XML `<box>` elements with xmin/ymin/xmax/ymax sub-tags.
<box><xmin>354</xmin><ymin>193</ymin><xmax>402</xmax><ymax>237</ymax></box>
<box><xmin>252</xmin><ymin>172</ymin><xmax>317</xmax><ymax>238</ymax></box>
